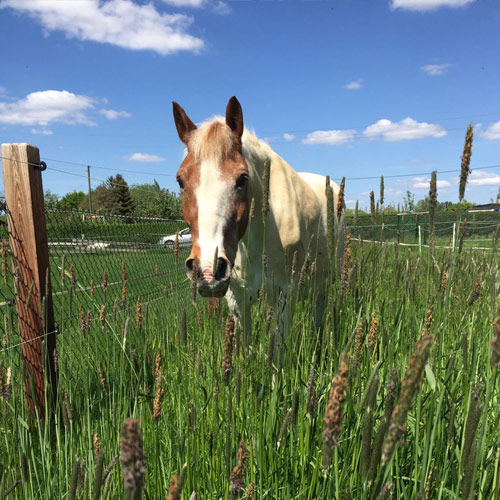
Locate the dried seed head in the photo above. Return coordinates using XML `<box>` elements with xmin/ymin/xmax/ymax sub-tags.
<box><xmin>222</xmin><ymin>314</ymin><xmax>236</xmax><ymax>385</ymax></box>
<box><xmin>230</xmin><ymin>441</ymin><xmax>250</xmax><ymax>500</ymax></box>
<box><xmin>322</xmin><ymin>354</ymin><xmax>349</xmax><ymax>468</ymax></box>
<box><xmin>306</xmin><ymin>366</ymin><xmax>318</xmax><ymax>416</ymax></box>
<box><xmin>154</xmin><ymin>351</ymin><xmax>162</xmax><ymax>381</ymax></box>
<box><xmin>370</xmin><ymin>191</ymin><xmax>375</xmax><ymax>224</ymax></box>
<box><xmin>90</xmin><ymin>279</ymin><xmax>95</xmax><ymax>298</ymax></box>
<box><xmin>382</xmin><ymin>335</ymin><xmax>434</xmax><ymax>465</ymax></box>
<box><xmin>155</xmin><ymin>264</ymin><xmax>159</xmax><ymax>277</ymax></box>
<box><xmin>102</xmin><ymin>269</ymin><xmax>108</xmax><ymax>296</ymax></box>
<box><xmin>62</xmin><ymin>390</ymin><xmax>72</xmax><ymax>429</ymax></box>
<box><xmin>379</xmin><ymin>175</ymin><xmax>385</xmax><ymax>207</ymax></box>
<box><xmin>152</xmin><ymin>369</ymin><xmax>165</xmax><ymax>422</ymax></box>
<box><xmin>341</xmin><ymin>234</ymin><xmax>352</xmax><ymax>291</ymax></box>
<box><xmin>336</xmin><ymin>176</ymin><xmax>346</xmax><ymax>222</ymax></box>
<box><xmin>429</xmin><ymin>171</ymin><xmax>437</xmax><ymax>236</ymax></box>
<box><xmin>459</xmin><ymin>124</ymin><xmax>474</xmax><ymax>202</ymax></box>
<box><xmin>79</xmin><ymin>307</ymin><xmax>86</xmax><ymax>334</ymax></box>
<box><xmin>277</xmin><ymin>408</ymin><xmax>292</xmax><ymax>449</ymax></box>
<box><xmin>99</xmin><ymin>304</ymin><xmax>106</xmax><ymax>327</ymax></box>
<box><xmin>122</xmin><ymin>280</ymin><xmax>127</xmax><ymax>308</ymax></box>
<box><xmin>135</xmin><ymin>297</ymin><xmax>142</xmax><ymax>329</ymax></box>
<box><xmin>467</xmin><ymin>275</ymin><xmax>481</xmax><ymax>306</ymax></box>
<box><xmin>98</xmin><ymin>361</ymin><xmax>107</xmax><ymax>389</ymax></box>
<box><xmin>120</xmin><ymin>419</ymin><xmax>146</xmax><ymax>500</ymax></box>
<box><xmin>86</xmin><ymin>310</ymin><xmax>92</xmax><ymax>331</ymax></box>
<box><xmin>423</xmin><ymin>302</ymin><xmax>433</xmax><ymax>337</ymax></box>
<box><xmin>93</xmin><ymin>434</ymin><xmax>101</xmax><ymax>455</ymax></box>
<box><xmin>440</xmin><ymin>269</ymin><xmax>449</xmax><ymax>294</ymax></box>
<box><xmin>174</xmin><ymin>229</ymin><xmax>180</xmax><ymax>260</ymax></box>
<box><xmin>368</xmin><ymin>311</ymin><xmax>378</xmax><ymax>352</ymax></box>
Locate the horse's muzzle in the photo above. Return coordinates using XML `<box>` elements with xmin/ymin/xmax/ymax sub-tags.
<box><xmin>185</xmin><ymin>254</ymin><xmax>231</xmax><ymax>298</ymax></box>
<box><xmin>198</xmin><ymin>278</ymin><xmax>230</xmax><ymax>297</ymax></box>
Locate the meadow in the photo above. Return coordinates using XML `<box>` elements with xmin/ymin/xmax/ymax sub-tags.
<box><xmin>0</xmin><ymin>209</ymin><xmax>499</xmax><ymax>500</ymax></box>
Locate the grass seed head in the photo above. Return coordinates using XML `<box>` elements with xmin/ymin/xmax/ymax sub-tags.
<box><xmin>93</xmin><ymin>434</ymin><xmax>101</xmax><ymax>455</ymax></box>
<box><xmin>222</xmin><ymin>313</ymin><xmax>235</xmax><ymax>385</ymax></box>
<box><xmin>120</xmin><ymin>419</ymin><xmax>146</xmax><ymax>500</ymax></box>
<box><xmin>322</xmin><ymin>353</ymin><xmax>349</xmax><ymax>468</ymax></box>
<box><xmin>306</xmin><ymin>366</ymin><xmax>318</xmax><ymax>416</ymax></box>
<box><xmin>102</xmin><ymin>269</ymin><xmax>108</xmax><ymax>296</ymax></box>
<box><xmin>136</xmin><ymin>297</ymin><xmax>142</xmax><ymax>329</ymax></box>
<box><xmin>467</xmin><ymin>275</ymin><xmax>481</xmax><ymax>306</ymax></box>
<box><xmin>341</xmin><ymin>234</ymin><xmax>352</xmax><ymax>292</ymax></box>
<box><xmin>459</xmin><ymin>124</ymin><xmax>474</xmax><ymax>201</ymax></box>
<box><xmin>336</xmin><ymin>176</ymin><xmax>346</xmax><ymax>222</ymax></box>
<box><xmin>230</xmin><ymin>440</ymin><xmax>250</xmax><ymax>500</ymax></box>
<box><xmin>429</xmin><ymin>171</ymin><xmax>437</xmax><ymax>236</ymax></box>
<box><xmin>99</xmin><ymin>304</ymin><xmax>106</xmax><ymax>327</ymax></box>
<box><xmin>90</xmin><ymin>279</ymin><xmax>95</xmax><ymax>298</ymax></box>
<box><xmin>152</xmin><ymin>369</ymin><xmax>165</xmax><ymax>422</ymax></box>
<box><xmin>122</xmin><ymin>280</ymin><xmax>127</xmax><ymax>308</ymax></box>
<box><xmin>368</xmin><ymin>311</ymin><xmax>378</xmax><ymax>352</ymax></box>
<box><xmin>98</xmin><ymin>361</ymin><xmax>107</xmax><ymax>389</ymax></box>
<box><xmin>370</xmin><ymin>191</ymin><xmax>375</xmax><ymax>224</ymax></box>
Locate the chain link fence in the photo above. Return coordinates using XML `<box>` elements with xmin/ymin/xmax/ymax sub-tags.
<box><xmin>1</xmin><ymin>203</ymin><xmax>193</xmax><ymax>395</ymax></box>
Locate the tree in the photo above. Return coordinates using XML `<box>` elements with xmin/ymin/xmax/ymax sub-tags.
<box><xmin>109</xmin><ymin>174</ymin><xmax>134</xmax><ymax>216</ymax></box>
<box><xmin>59</xmin><ymin>190</ymin><xmax>85</xmax><ymax>210</ymax></box>
<box><xmin>403</xmin><ymin>190</ymin><xmax>415</xmax><ymax>213</ymax></box>
<box><xmin>44</xmin><ymin>190</ymin><xmax>59</xmax><ymax>209</ymax></box>
<box><xmin>130</xmin><ymin>180</ymin><xmax>182</xmax><ymax>219</ymax></box>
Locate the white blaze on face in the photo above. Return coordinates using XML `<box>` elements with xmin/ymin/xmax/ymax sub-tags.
<box><xmin>195</xmin><ymin>160</ymin><xmax>233</xmax><ymax>281</ymax></box>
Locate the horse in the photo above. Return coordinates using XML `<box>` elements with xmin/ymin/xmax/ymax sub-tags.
<box><xmin>172</xmin><ymin>96</ymin><xmax>343</xmax><ymax>340</ymax></box>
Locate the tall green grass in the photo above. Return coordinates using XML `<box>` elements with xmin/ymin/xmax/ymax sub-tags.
<box><xmin>0</xmin><ymin>235</ymin><xmax>499</xmax><ymax>499</ymax></box>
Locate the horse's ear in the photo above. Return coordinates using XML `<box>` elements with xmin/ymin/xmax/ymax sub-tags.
<box><xmin>172</xmin><ymin>101</ymin><xmax>197</xmax><ymax>145</ymax></box>
<box><xmin>225</xmin><ymin>96</ymin><xmax>244</xmax><ymax>143</ymax></box>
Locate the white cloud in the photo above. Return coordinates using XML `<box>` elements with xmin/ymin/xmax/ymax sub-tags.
<box><xmin>412</xmin><ymin>176</ymin><xmax>451</xmax><ymax>189</ymax></box>
<box><xmin>124</xmin><ymin>153</ymin><xmax>165</xmax><ymax>162</ymax></box>
<box><xmin>283</xmin><ymin>133</ymin><xmax>295</xmax><ymax>141</ymax></box>
<box><xmin>302</xmin><ymin>129</ymin><xmax>356</xmax><ymax>146</ymax></box>
<box><xmin>161</xmin><ymin>0</ymin><xmax>230</xmax><ymax>13</ymax></box>
<box><xmin>421</xmin><ymin>63</ymin><xmax>452</xmax><ymax>76</ymax></box>
<box><xmin>345</xmin><ymin>79</ymin><xmax>363</xmax><ymax>90</ymax></box>
<box><xmin>0</xmin><ymin>86</ymin><xmax>6</xmax><ymax>95</ymax></box>
<box><xmin>0</xmin><ymin>0</ymin><xmax>204</xmax><ymax>55</ymax></box>
<box><xmin>480</xmin><ymin>120</ymin><xmax>500</xmax><ymax>140</ymax></box>
<box><xmin>99</xmin><ymin>109</ymin><xmax>132</xmax><ymax>120</ymax></box>
<box><xmin>363</xmin><ymin>117</ymin><xmax>446</xmax><ymax>142</ymax></box>
<box><xmin>468</xmin><ymin>170</ymin><xmax>500</xmax><ymax>186</ymax></box>
<box><xmin>31</xmin><ymin>128</ymin><xmax>53</xmax><ymax>135</ymax></box>
<box><xmin>0</xmin><ymin>90</ymin><xmax>96</xmax><ymax>126</ymax></box>
<box><xmin>391</xmin><ymin>0</ymin><xmax>476</xmax><ymax>11</ymax></box>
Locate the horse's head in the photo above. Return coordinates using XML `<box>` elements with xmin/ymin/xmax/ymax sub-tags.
<box><xmin>173</xmin><ymin>96</ymin><xmax>250</xmax><ymax>297</ymax></box>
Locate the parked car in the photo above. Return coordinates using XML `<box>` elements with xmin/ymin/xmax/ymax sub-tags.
<box><xmin>158</xmin><ymin>227</ymin><xmax>192</xmax><ymax>249</ymax></box>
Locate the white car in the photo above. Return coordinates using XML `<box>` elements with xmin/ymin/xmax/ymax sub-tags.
<box><xmin>158</xmin><ymin>227</ymin><xmax>192</xmax><ymax>249</ymax></box>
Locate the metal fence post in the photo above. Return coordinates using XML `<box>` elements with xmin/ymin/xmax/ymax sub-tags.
<box><xmin>1</xmin><ymin>143</ymin><xmax>57</xmax><ymax>419</ymax></box>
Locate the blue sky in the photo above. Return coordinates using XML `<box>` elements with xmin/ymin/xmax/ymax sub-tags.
<box><xmin>0</xmin><ymin>0</ymin><xmax>499</xmax><ymax>209</ymax></box>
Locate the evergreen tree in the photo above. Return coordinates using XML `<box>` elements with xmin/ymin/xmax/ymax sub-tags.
<box><xmin>108</xmin><ymin>174</ymin><xmax>135</xmax><ymax>216</ymax></box>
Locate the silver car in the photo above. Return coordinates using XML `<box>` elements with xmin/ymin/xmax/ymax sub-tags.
<box><xmin>158</xmin><ymin>227</ymin><xmax>192</xmax><ymax>249</ymax></box>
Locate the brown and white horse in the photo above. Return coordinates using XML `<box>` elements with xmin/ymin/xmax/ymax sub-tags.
<box><xmin>173</xmin><ymin>96</ymin><xmax>342</xmax><ymax>338</ymax></box>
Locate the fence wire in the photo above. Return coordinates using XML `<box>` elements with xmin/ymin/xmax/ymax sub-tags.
<box><xmin>1</xmin><ymin>204</ymin><xmax>193</xmax><ymax>392</ymax></box>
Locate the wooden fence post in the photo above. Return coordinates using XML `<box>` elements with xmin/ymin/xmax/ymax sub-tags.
<box><xmin>1</xmin><ymin>143</ymin><xmax>57</xmax><ymax>419</ymax></box>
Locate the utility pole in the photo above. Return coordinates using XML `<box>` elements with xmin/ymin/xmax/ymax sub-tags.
<box><xmin>87</xmin><ymin>165</ymin><xmax>92</xmax><ymax>212</ymax></box>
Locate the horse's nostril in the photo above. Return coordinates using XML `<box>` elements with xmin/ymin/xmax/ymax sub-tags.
<box><xmin>185</xmin><ymin>258</ymin><xmax>195</xmax><ymax>273</ymax></box>
<box><xmin>214</xmin><ymin>257</ymin><xmax>229</xmax><ymax>281</ymax></box>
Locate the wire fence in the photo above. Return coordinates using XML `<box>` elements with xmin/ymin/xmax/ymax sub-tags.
<box><xmin>345</xmin><ymin>211</ymin><xmax>500</xmax><ymax>247</ymax></box>
<box><xmin>1</xmin><ymin>203</ymin><xmax>193</xmax><ymax>392</ymax></box>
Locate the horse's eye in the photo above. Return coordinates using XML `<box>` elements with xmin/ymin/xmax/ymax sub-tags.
<box><xmin>235</xmin><ymin>174</ymin><xmax>247</xmax><ymax>190</ymax></box>
<box><xmin>177</xmin><ymin>177</ymin><xmax>185</xmax><ymax>190</ymax></box>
